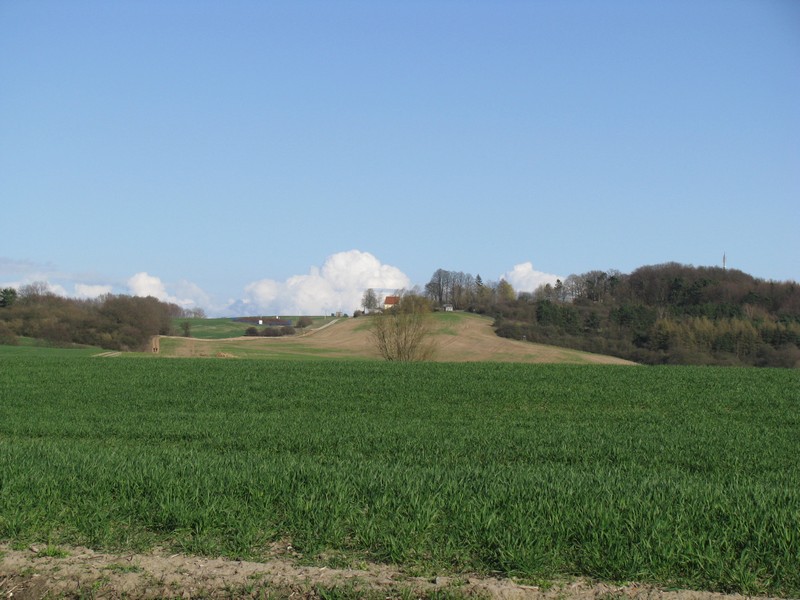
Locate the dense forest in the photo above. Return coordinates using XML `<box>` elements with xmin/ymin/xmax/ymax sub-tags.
<box><xmin>0</xmin><ymin>283</ymin><xmax>199</xmax><ymax>351</ymax></box>
<box><xmin>423</xmin><ymin>263</ymin><xmax>800</xmax><ymax>367</ymax></box>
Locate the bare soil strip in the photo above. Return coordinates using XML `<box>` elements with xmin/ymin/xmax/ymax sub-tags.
<box><xmin>0</xmin><ymin>544</ymin><xmax>779</xmax><ymax>600</ymax></box>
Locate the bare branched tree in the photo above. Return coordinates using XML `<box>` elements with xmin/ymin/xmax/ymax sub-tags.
<box><xmin>370</xmin><ymin>294</ymin><xmax>436</xmax><ymax>361</ymax></box>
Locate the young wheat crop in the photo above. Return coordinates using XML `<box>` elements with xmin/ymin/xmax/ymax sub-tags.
<box><xmin>0</xmin><ymin>358</ymin><xmax>797</xmax><ymax>595</ymax></box>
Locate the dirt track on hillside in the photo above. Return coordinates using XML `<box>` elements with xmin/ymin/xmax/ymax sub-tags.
<box><xmin>0</xmin><ymin>543</ymin><xmax>779</xmax><ymax>600</ymax></box>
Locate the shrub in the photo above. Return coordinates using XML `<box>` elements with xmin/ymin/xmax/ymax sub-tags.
<box><xmin>0</xmin><ymin>321</ymin><xmax>18</xmax><ymax>345</ymax></box>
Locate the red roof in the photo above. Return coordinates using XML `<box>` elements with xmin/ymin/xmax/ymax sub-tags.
<box><xmin>384</xmin><ymin>295</ymin><xmax>400</xmax><ymax>305</ymax></box>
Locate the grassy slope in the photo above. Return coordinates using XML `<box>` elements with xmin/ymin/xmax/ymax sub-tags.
<box><xmin>162</xmin><ymin>312</ymin><xmax>635</xmax><ymax>364</ymax></box>
<box><xmin>0</xmin><ymin>314</ymin><xmax>633</xmax><ymax>363</ymax></box>
<box><xmin>175</xmin><ymin>317</ymin><xmax>330</xmax><ymax>339</ymax></box>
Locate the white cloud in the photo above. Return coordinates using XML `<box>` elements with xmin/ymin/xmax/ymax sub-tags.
<box><xmin>128</xmin><ymin>272</ymin><xmax>170</xmax><ymax>300</ymax></box>
<box><xmin>501</xmin><ymin>262</ymin><xmax>562</xmax><ymax>293</ymax></box>
<box><xmin>74</xmin><ymin>283</ymin><xmax>113</xmax><ymax>298</ymax></box>
<box><xmin>0</xmin><ymin>279</ymin><xmax>21</xmax><ymax>290</ymax></box>
<box><xmin>173</xmin><ymin>279</ymin><xmax>213</xmax><ymax>310</ymax></box>
<box><xmin>46</xmin><ymin>282</ymin><xmax>67</xmax><ymax>296</ymax></box>
<box><xmin>1</xmin><ymin>257</ymin><xmax>120</xmax><ymax>300</ymax></box>
<box><xmin>239</xmin><ymin>250</ymin><xmax>410</xmax><ymax>315</ymax></box>
<box><xmin>1</xmin><ymin>258</ymin><xmax>215</xmax><ymax>310</ymax></box>
<box><xmin>1</xmin><ymin>279</ymin><xmax>68</xmax><ymax>297</ymax></box>
<box><xmin>127</xmin><ymin>272</ymin><xmax>206</xmax><ymax>308</ymax></box>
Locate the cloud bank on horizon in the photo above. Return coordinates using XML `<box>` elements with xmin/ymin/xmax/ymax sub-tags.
<box><xmin>126</xmin><ymin>272</ymin><xmax>212</xmax><ymax>310</ymax></box>
<box><xmin>236</xmin><ymin>250</ymin><xmax>411</xmax><ymax>316</ymax></box>
<box><xmin>1</xmin><ymin>251</ymin><xmax>560</xmax><ymax>316</ymax></box>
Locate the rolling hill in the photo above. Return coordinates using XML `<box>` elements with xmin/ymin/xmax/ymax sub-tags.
<box><xmin>160</xmin><ymin>312</ymin><xmax>635</xmax><ymax>364</ymax></box>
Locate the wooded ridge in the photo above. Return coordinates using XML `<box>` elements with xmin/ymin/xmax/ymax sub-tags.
<box><xmin>476</xmin><ymin>263</ymin><xmax>799</xmax><ymax>367</ymax></box>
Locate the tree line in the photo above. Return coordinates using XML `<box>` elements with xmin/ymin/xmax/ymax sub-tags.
<box><xmin>423</xmin><ymin>269</ymin><xmax>515</xmax><ymax>311</ymax></box>
<box><xmin>421</xmin><ymin>264</ymin><xmax>800</xmax><ymax>367</ymax></box>
<box><xmin>0</xmin><ymin>282</ymin><xmax>202</xmax><ymax>351</ymax></box>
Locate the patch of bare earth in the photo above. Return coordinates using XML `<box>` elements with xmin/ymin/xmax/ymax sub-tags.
<box><xmin>0</xmin><ymin>544</ymin><xmax>781</xmax><ymax>600</ymax></box>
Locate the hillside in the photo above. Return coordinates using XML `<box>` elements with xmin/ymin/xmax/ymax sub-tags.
<box><xmin>490</xmin><ymin>263</ymin><xmax>800</xmax><ymax>367</ymax></box>
<box><xmin>159</xmin><ymin>312</ymin><xmax>635</xmax><ymax>364</ymax></box>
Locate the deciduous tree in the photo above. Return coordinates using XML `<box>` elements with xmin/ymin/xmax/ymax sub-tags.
<box><xmin>370</xmin><ymin>293</ymin><xmax>436</xmax><ymax>361</ymax></box>
<box><xmin>497</xmin><ymin>279</ymin><xmax>516</xmax><ymax>303</ymax></box>
<box><xmin>361</xmin><ymin>288</ymin><xmax>379</xmax><ymax>312</ymax></box>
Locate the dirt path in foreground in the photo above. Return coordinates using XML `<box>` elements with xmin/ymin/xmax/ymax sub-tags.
<box><xmin>0</xmin><ymin>544</ymin><xmax>779</xmax><ymax>600</ymax></box>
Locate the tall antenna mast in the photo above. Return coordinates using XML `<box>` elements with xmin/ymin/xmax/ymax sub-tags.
<box><xmin>723</xmin><ymin>252</ymin><xmax>727</xmax><ymax>270</ymax></box>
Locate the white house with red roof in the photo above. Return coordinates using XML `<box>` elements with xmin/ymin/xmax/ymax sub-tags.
<box><xmin>383</xmin><ymin>295</ymin><xmax>400</xmax><ymax>311</ymax></box>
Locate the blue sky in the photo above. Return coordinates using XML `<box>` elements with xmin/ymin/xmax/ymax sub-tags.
<box><xmin>2</xmin><ymin>1</ymin><xmax>798</xmax><ymax>315</ymax></box>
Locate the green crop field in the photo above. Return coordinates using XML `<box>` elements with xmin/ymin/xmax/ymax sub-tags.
<box><xmin>0</xmin><ymin>337</ymin><xmax>104</xmax><ymax>358</ymax></box>
<box><xmin>1</xmin><ymin>358</ymin><xmax>798</xmax><ymax>596</ymax></box>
